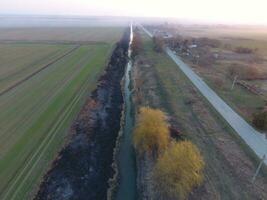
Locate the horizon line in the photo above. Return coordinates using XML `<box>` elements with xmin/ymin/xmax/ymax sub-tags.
<box><xmin>0</xmin><ymin>13</ymin><xmax>267</xmax><ymax>26</ymax></box>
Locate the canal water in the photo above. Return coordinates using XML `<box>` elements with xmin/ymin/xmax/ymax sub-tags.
<box><xmin>116</xmin><ymin>24</ymin><xmax>137</xmax><ymax>200</ymax></box>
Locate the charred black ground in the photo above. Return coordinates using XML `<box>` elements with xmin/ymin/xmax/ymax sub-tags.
<box><xmin>35</xmin><ymin>28</ymin><xmax>130</xmax><ymax>200</ymax></box>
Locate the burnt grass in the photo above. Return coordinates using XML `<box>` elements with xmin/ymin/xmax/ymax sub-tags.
<box><xmin>35</xmin><ymin>29</ymin><xmax>130</xmax><ymax>200</ymax></box>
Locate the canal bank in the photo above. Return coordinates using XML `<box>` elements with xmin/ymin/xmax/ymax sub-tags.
<box><xmin>35</xmin><ymin>29</ymin><xmax>130</xmax><ymax>200</ymax></box>
<box><xmin>114</xmin><ymin>23</ymin><xmax>137</xmax><ymax>200</ymax></box>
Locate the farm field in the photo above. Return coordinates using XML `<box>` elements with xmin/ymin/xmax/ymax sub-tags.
<box><xmin>0</xmin><ymin>27</ymin><xmax>124</xmax><ymax>43</ymax></box>
<box><xmin>133</xmin><ymin>30</ymin><xmax>267</xmax><ymax>199</ymax></box>
<box><xmin>177</xmin><ymin>25</ymin><xmax>267</xmax><ymax>43</ymax></box>
<box><xmin>0</xmin><ymin>27</ymin><xmax>124</xmax><ymax>200</ymax></box>
<box><xmin>161</xmin><ymin>24</ymin><xmax>267</xmax><ymax>124</ymax></box>
<box><xmin>0</xmin><ymin>44</ymin><xmax>75</xmax><ymax>94</ymax></box>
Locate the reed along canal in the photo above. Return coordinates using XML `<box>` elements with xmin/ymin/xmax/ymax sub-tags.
<box><xmin>115</xmin><ymin>23</ymin><xmax>137</xmax><ymax>200</ymax></box>
<box><xmin>35</xmin><ymin>25</ymin><xmax>137</xmax><ymax>200</ymax></box>
<box><xmin>35</xmin><ymin>27</ymin><xmax>131</xmax><ymax>200</ymax></box>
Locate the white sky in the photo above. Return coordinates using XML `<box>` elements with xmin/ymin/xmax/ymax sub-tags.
<box><xmin>1</xmin><ymin>0</ymin><xmax>267</xmax><ymax>24</ymax></box>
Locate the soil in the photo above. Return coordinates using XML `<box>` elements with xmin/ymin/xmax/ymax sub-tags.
<box><xmin>34</xmin><ymin>29</ymin><xmax>130</xmax><ymax>200</ymax></box>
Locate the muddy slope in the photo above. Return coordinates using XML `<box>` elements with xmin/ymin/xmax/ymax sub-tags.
<box><xmin>35</xmin><ymin>29</ymin><xmax>130</xmax><ymax>200</ymax></box>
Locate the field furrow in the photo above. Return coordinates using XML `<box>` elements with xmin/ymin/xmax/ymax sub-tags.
<box><xmin>0</xmin><ymin>26</ymin><xmax>124</xmax><ymax>199</ymax></box>
<box><xmin>0</xmin><ymin>45</ymin><xmax>80</xmax><ymax>95</ymax></box>
<box><xmin>0</xmin><ymin>42</ymin><xmax>114</xmax><ymax>199</ymax></box>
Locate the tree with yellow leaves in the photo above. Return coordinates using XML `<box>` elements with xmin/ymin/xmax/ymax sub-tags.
<box><xmin>133</xmin><ymin>107</ymin><xmax>170</xmax><ymax>155</ymax></box>
<box><xmin>153</xmin><ymin>141</ymin><xmax>205</xmax><ymax>200</ymax></box>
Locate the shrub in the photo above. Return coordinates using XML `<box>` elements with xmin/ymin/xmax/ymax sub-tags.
<box><xmin>153</xmin><ymin>36</ymin><xmax>164</xmax><ymax>52</ymax></box>
<box><xmin>228</xmin><ymin>64</ymin><xmax>261</xmax><ymax>80</ymax></box>
<box><xmin>235</xmin><ymin>47</ymin><xmax>254</xmax><ymax>54</ymax></box>
<box><xmin>253</xmin><ymin>111</ymin><xmax>267</xmax><ymax>131</ymax></box>
<box><xmin>153</xmin><ymin>141</ymin><xmax>205</xmax><ymax>200</ymax></box>
<box><xmin>197</xmin><ymin>37</ymin><xmax>221</xmax><ymax>48</ymax></box>
<box><xmin>198</xmin><ymin>53</ymin><xmax>215</xmax><ymax>68</ymax></box>
<box><xmin>133</xmin><ymin>107</ymin><xmax>170</xmax><ymax>155</ymax></box>
<box><xmin>245</xmin><ymin>65</ymin><xmax>260</xmax><ymax>80</ymax></box>
<box><xmin>131</xmin><ymin>32</ymin><xmax>143</xmax><ymax>57</ymax></box>
<box><xmin>213</xmin><ymin>77</ymin><xmax>224</xmax><ymax>89</ymax></box>
<box><xmin>228</xmin><ymin>63</ymin><xmax>245</xmax><ymax>78</ymax></box>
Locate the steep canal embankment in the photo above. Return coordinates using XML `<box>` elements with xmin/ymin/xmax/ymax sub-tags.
<box><xmin>35</xmin><ymin>29</ymin><xmax>130</xmax><ymax>200</ymax></box>
<box><xmin>114</xmin><ymin>23</ymin><xmax>137</xmax><ymax>200</ymax></box>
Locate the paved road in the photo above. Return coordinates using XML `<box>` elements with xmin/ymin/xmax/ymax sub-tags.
<box><xmin>140</xmin><ymin>25</ymin><xmax>267</xmax><ymax>165</ymax></box>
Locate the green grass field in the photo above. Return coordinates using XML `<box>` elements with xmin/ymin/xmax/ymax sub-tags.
<box><xmin>0</xmin><ymin>44</ymin><xmax>74</xmax><ymax>93</ymax></box>
<box><xmin>0</xmin><ymin>27</ymin><xmax>123</xmax><ymax>200</ymax></box>
<box><xmin>135</xmin><ymin>31</ymin><xmax>267</xmax><ymax>199</ymax></box>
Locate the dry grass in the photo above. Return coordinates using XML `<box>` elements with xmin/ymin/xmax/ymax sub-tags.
<box><xmin>133</xmin><ymin>31</ymin><xmax>267</xmax><ymax>199</ymax></box>
<box><xmin>167</xmin><ymin>24</ymin><xmax>267</xmax><ymax>121</ymax></box>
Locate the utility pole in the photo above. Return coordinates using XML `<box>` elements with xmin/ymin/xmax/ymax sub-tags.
<box><xmin>252</xmin><ymin>154</ymin><xmax>266</xmax><ymax>183</ymax></box>
<box><xmin>231</xmin><ymin>75</ymin><xmax>238</xmax><ymax>90</ymax></box>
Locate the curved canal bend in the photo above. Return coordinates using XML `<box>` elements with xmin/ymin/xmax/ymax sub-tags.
<box><xmin>116</xmin><ymin>23</ymin><xmax>137</xmax><ymax>200</ymax></box>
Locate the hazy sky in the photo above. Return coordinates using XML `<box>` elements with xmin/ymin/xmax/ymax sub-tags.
<box><xmin>1</xmin><ymin>0</ymin><xmax>267</xmax><ymax>24</ymax></box>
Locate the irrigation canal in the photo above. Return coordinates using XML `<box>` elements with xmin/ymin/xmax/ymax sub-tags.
<box><xmin>116</xmin><ymin>23</ymin><xmax>137</xmax><ymax>200</ymax></box>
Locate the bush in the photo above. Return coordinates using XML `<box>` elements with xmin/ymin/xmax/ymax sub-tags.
<box><xmin>228</xmin><ymin>64</ymin><xmax>261</xmax><ymax>80</ymax></box>
<box><xmin>153</xmin><ymin>36</ymin><xmax>164</xmax><ymax>52</ymax></box>
<box><xmin>253</xmin><ymin>111</ymin><xmax>267</xmax><ymax>131</ymax></box>
<box><xmin>228</xmin><ymin>63</ymin><xmax>245</xmax><ymax>78</ymax></box>
<box><xmin>245</xmin><ymin>65</ymin><xmax>260</xmax><ymax>80</ymax></box>
<box><xmin>131</xmin><ymin>32</ymin><xmax>143</xmax><ymax>57</ymax></box>
<box><xmin>153</xmin><ymin>141</ymin><xmax>205</xmax><ymax>200</ymax></box>
<box><xmin>133</xmin><ymin>107</ymin><xmax>170</xmax><ymax>155</ymax></box>
<box><xmin>213</xmin><ymin>77</ymin><xmax>224</xmax><ymax>89</ymax></box>
<box><xmin>235</xmin><ymin>47</ymin><xmax>254</xmax><ymax>54</ymax></box>
<box><xmin>197</xmin><ymin>37</ymin><xmax>221</xmax><ymax>48</ymax></box>
<box><xmin>198</xmin><ymin>53</ymin><xmax>215</xmax><ymax>68</ymax></box>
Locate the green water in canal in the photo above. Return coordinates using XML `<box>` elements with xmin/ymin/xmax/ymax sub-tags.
<box><xmin>116</xmin><ymin>24</ymin><xmax>137</xmax><ymax>200</ymax></box>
